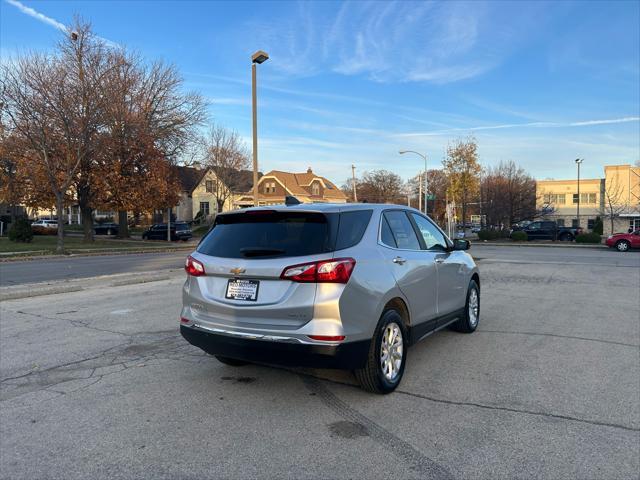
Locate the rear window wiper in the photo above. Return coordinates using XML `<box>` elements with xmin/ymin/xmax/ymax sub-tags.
<box><xmin>239</xmin><ymin>247</ymin><xmax>285</xmax><ymax>257</ymax></box>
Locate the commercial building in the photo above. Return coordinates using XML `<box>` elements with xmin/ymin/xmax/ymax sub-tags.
<box><xmin>536</xmin><ymin>164</ymin><xmax>639</xmax><ymax>235</ymax></box>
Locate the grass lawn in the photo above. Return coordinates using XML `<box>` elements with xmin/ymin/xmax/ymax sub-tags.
<box><xmin>0</xmin><ymin>236</ymin><xmax>191</xmax><ymax>255</ymax></box>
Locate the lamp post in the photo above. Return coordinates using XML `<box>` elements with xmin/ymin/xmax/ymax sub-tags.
<box><xmin>251</xmin><ymin>50</ymin><xmax>269</xmax><ymax>207</ymax></box>
<box><xmin>399</xmin><ymin>150</ymin><xmax>428</xmax><ymax>215</ymax></box>
<box><xmin>575</xmin><ymin>158</ymin><xmax>584</xmax><ymax>228</ymax></box>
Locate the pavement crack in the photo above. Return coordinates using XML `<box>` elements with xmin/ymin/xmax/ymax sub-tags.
<box><xmin>395</xmin><ymin>389</ymin><xmax>639</xmax><ymax>433</ymax></box>
<box><xmin>476</xmin><ymin>329</ymin><xmax>639</xmax><ymax>348</ymax></box>
<box><xmin>301</xmin><ymin>375</ymin><xmax>455</xmax><ymax>479</ymax></box>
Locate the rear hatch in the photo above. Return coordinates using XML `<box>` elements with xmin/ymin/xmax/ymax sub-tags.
<box><xmin>189</xmin><ymin>210</ymin><xmax>338</xmax><ymax>329</ymax></box>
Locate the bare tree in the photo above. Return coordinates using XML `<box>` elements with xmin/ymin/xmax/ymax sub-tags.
<box><xmin>600</xmin><ymin>175</ymin><xmax>628</xmax><ymax>234</ymax></box>
<box><xmin>357</xmin><ymin>170</ymin><xmax>404</xmax><ymax>204</ymax></box>
<box><xmin>202</xmin><ymin>124</ymin><xmax>250</xmax><ymax>213</ymax></box>
<box><xmin>481</xmin><ymin>160</ymin><xmax>536</xmax><ymax>227</ymax></box>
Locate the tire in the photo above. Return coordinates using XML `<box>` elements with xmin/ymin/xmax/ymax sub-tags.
<box><xmin>354</xmin><ymin>309</ymin><xmax>407</xmax><ymax>394</ymax></box>
<box><xmin>616</xmin><ymin>240</ymin><xmax>630</xmax><ymax>252</ymax></box>
<box><xmin>214</xmin><ymin>355</ymin><xmax>250</xmax><ymax>366</ymax></box>
<box><xmin>107</xmin><ymin>229</ymin><xmax>113</xmax><ymax>236</ymax></box>
<box><xmin>452</xmin><ymin>280</ymin><xmax>480</xmax><ymax>333</ymax></box>
<box><xmin>558</xmin><ymin>233</ymin><xmax>572</xmax><ymax>242</ymax></box>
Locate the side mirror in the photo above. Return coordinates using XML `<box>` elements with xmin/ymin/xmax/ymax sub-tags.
<box><xmin>453</xmin><ymin>239</ymin><xmax>470</xmax><ymax>251</ymax></box>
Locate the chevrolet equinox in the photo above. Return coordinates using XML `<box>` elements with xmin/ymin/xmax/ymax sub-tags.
<box><xmin>180</xmin><ymin>202</ymin><xmax>480</xmax><ymax>393</ymax></box>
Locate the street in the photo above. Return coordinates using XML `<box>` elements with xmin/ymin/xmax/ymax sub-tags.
<box><xmin>1</xmin><ymin>245</ymin><xmax>639</xmax><ymax>479</ymax></box>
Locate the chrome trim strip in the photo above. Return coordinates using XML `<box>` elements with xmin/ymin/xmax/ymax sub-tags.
<box><xmin>190</xmin><ymin>322</ymin><xmax>341</xmax><ymax>346</ymax></box>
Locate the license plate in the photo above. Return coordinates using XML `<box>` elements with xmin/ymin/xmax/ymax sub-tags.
<box><xmin>225</xmin><ymin>279</ymin><xmax>259</xmax><ymax>301</ymax></box>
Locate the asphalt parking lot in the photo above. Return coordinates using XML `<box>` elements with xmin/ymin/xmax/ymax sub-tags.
<box><xmin>1</xmin><ymin>245</ymin><xmax>638</xmax><ymax>479</ymax></box>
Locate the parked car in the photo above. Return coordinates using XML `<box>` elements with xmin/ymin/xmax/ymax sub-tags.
<box><xmin>180</xmin><ymin>203</ymin><xmax>480</xmax><ymax>394</ymax></box>
<box><xmin>142</xmin><ymin>222</ymin><xmax>192</xmax><ymax>241</ymax></box>
<box><xmin>94</xmin><ymin>222</ymin><xmax>119</xmax><ymax>236</ymax></box>
<box><xmin>513</xmin><ymin>220</ymin><xmax>583</xmax><ymax>241</ymax></box>
<box><xmin>606</xmin><ymin>229</ymin><xmax>640</xmax><ymax>252</ymax></box>
<box><xmin>31</xmin><ymin>219</ymin><xmax>58</xmax><ymax>229</ymax></box>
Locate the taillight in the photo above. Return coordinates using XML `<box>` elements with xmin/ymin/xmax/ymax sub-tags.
<box><xmin>185</xmin><ymin>255</ymin><xmax>205</xmax><ymax>276</ymax></box>
<box><xmin>280</xmin><ymin>258</ymin><xmax>355</xmax><ymax>283</ymax></box>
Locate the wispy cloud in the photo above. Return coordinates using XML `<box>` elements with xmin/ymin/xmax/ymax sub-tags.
<box><xmin>5</xmin><ymin>0</ymin><xmax>117</xmax><ymax>47</ymax></box>
<box><xmin>247</xmin><ymin>1</ymin><xmax>544</xmax><ymax>84</ymax></box>
<box><xmin>395</xmin><ymin>117</ymin><xmax>640</xmax><ymax>137</ymax></box>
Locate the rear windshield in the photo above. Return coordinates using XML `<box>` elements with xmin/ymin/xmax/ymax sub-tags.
<box><xmin>175</xmin><ymin>223</ymin><xmax>190</xmax><ymax>231</ymax></box>
<box><xmin>197</xmin><ymin>209</ymin><xmax>372</xmax><ymax>259</ymax></box>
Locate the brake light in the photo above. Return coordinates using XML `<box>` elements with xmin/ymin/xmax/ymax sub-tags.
<box><xmin>308</xmin><ymin>335</ymin><xmax>346</xmax><ymax>342</ymax></box>
<box><xmin>280</xmin><ymin>258</ymin><xmax>355</xmax><ymax>283</ymax></box>
<box><xmin>185</xmin><ymin>255</ymin><xmax>205</xmax><ymax>276</ymax></box>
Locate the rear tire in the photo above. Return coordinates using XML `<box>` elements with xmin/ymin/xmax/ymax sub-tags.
<box><xmin>214</xmin><ymin>355</ymin><xmax>250</xmax><ymax>366</ymax></box>
<box><xmin>354</xmin><ymin>309</ymin><xmax>407</xmax><ymax>394</ymax></box>
<box><xmin>452</xmin><ymin>280</ymin><xmax>480</xmax><ymax>333</ymax></box>
<box><xmin>558</xmin><ymin>233</ymin><xmax>572</xmax><ymax>241</ymax></box>
<box><xmin>616</xmin><ymin>240</ymin><xmax>630</xmax><ymax>252</ymax></box>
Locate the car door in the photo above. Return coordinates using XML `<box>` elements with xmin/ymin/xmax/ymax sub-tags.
<box><xmin>631</xmin><ymin>231</ymin><xmax>640</xmax><ymax>248</ymax></box>
<box><xmin>541</xmin><ymin>221</ymin><xmax>555</xmax><ymax>240</ymax></box>
<box><xmin>409</xmin><ymin>213</ymin><xmax>467</xmax><ymax>322</ymax></box>
<box><xmin>378</xmin><ymin>210</ymin><xmax>439</xmax><ymax>337</ymax></box>
<box><xmin>526</xmin><ymin>222</ymin><xmax>541</xmax><ymax>240</ymax></box>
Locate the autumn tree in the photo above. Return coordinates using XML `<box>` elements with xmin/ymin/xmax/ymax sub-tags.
<box><xmin>202</xmin><ymin>124</ymin><xmax>251</xmax><ymax>213</ymax></box>
<box><xmin>1</xmin><ymin>52</ymin><xmax>89</xmax><ymax>253</ymax></box>
<box><xmin>96</xmin><ymin>48</ymin><xmax>206</xmax><ymax>237</ymax></box>
<box><xmin>480</xmin><ymin>160</ymin><xmax>536</xmax><ymax>227</ymax></box>
<box><xmin>443</xmin><ymin>137</ymin><xmax>482</xmax><ymax>227</ymax></box>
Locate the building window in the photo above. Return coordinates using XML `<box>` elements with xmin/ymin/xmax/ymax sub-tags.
<box><xmin>199</xmin><ymin>202</ymin><xmax>210</xmax><ymax>216</ymax></box>
<box><xmin>312</xmin><ymin>182</ymin><xmax>320</xmax><ymax>196</ymax></box>
<box><xmin>581</xmin><ymin>193</ymin><xmax>596</xmax><ymax>204</ymax></box>
<box><xmin>205</xmin><ymin>180</ymin><xmax>214</xmax><ymax>193</ymax></box>
<box><xmin>264</xmin><ymin>182</ymin><xmax>276</xmax><ymax>194</ymax></box>
<box><xmin>572</xmin><ymin>194</ymin><xmax>579</xmax><ymax>204</ymax></box>
<box><xmin>572</xmin><ymin>218</ymin><xmax>579</xmax><ymax>228</ymax></box>
<box><xmin>557</xmin><ymin>219</ymin><xmax>565</xmax><ymax>227</ymax></box>
<box><xmin>543</xmin><ymin>193</ymin><xmax>565</xmax><ymax>204</ymax></box>
<box><xmin>587</xmin><ymin>218</ymin><xmax>595</xmax><ymax>230</ymax></box>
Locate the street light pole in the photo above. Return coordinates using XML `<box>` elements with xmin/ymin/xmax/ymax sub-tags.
<box><xmin>575</xmin><ymin>158</ymin><xmax>584</xmax><ymax>228</ymax></box>
<box><xmin>399</xmin><ymin>150</ymin><xmax>428</xmax><ymax>215</ymax></box>
<box><xmin>351</xmin><ymin>164</ymin><xmax>358</xmax><ymax>202</ymax></box>
<box><xmin>251</xmin><ymin>50</ymin><xmax>269</xmax><ymax>207</ymax></box>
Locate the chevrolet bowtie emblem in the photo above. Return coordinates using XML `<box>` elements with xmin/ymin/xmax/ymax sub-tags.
<box><xmin>230</xmin><ymin>267</ymin><xmax>246</xmax><ymax>275</ymax></box>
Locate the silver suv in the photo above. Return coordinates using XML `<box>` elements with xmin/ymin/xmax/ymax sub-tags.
<box><xmin>180</xmin><ymin>203</ymin><xmax>480</xmax><ymax>393</ymax></box>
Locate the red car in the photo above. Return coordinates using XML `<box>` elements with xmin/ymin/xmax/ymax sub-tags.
<box><xmin>606</xmin><ymin>229</ymin><xmax>640</xmax><ymax>252</ymax></box>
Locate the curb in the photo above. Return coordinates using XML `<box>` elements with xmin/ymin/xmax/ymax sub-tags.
<box><xmin>0</xmin><ymin>270</ymin><xmax>183</xmax><ymax>302</ymax></box>
<box><xmin>0</xmin><ymin>247</ymin><xmax>194</xmax><ymax>263</ymax></box>
<box><xmin>472</xmin><ymin>242</ymin><xmax>606</xmax><ymax>250</ymax></box>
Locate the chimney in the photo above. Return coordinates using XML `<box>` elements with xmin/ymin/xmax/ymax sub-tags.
<box><xmin>193</xmin><ymin>161</ymin><xmax>202</xmax><ymax>170</ymax></box>
<box><xmin>307</xmin><ymin>167</ymin><xmax>312</xmax><ymax>174</ymax></box>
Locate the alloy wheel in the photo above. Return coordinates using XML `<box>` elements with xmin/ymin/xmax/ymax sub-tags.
<box><xmin>468</xmin><ymin>288</ymin><xmax>479</xmax><ymax>327</ymax></box>
<box><xmin>380</xmin><ymin>322</ymin><xmax>403</xmax><ymax>382</ymax></box>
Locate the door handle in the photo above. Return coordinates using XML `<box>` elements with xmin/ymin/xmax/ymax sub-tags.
<box><xmin>392</xmin><ymin>257</ymin><xmax>406</xmax><ymax>265</ymax></box>
<box><xmin>435</xmin><ymin>258</ymin><xmax>445</xmax><ymax>264</ymax></box>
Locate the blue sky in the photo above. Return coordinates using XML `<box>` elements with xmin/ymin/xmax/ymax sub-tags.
<box><xmin>1</xmin><ymin>0</ymin><xmax>639</xmax><ymax>184</ymax></box>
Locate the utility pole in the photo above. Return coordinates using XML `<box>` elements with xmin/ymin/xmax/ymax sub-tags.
<box><xmin>418</xmin><ymin>173</ymin><xmax>423</xmax><ymax>213</ymax></box>
<box><xmin>351</xmin><ymin>164</ymin><xmax>358</xmax><ymax>202</ymax></box>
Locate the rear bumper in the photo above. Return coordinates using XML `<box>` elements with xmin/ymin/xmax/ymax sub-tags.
<box><xmin>180</xmin><ymin>325</ymin><xmax>369</xmax><ymax>369</ymax></box>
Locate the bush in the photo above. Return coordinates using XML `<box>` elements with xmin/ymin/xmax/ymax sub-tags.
<box><xmin>592</xmin><ymin>216</ymin><xmax>603</xmax><ymax>235</ymax></box>
<box><xmin>511</xmin><ymin>231</ymin><xmax>528</xmax><ymax>242</ymax></box>
<box><xmin>575</xmin><ymin>232</ymin><xmax>602</xmax><ymax>244</ymax></box>
<box><xmin>8</xmin><ymin>217</ymin><xmax>34</xmax><ymax>243</ymax></box>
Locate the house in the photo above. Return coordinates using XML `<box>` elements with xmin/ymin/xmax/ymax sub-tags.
<box><xmin>174</xmin><ymin>165</ymin><xmax>255</xmax><ymax>222</ymax></box>
<box><xmin>233</xmin><ymin>167</ymin><xmax>347</xmax><ymax>207</ymax></box>
<box><xmin>536</xmin><ymin>164</ymin><xmax>639</xmax><ymax>235</ymax></box>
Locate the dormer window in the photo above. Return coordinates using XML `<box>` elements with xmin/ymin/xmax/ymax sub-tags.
<box><xmin>264</xmin><ymin>182</ymin><xmax>276</xmax><ymax>194</ymax></box>
<box><xmin>312</xmin><ymin>182</ymin><xmax>320</xmax><ymax>196</ymax></box>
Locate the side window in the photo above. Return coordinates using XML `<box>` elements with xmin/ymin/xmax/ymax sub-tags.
<box><xmin>410</xmin><ymin>213</ymin><xmax>448</xmax><ymax>251</ymax></box>
<box><xmin>380</xmin><ymin>216</ymin><xmax>396</xmax><ymax>248</ymax></box>
<box><xmin>335</xmin><ymin>210</ymin><xmax>373</xmax><ymax>250</ymax></box>
<box><xmin>382</xmin><ymin>211</ymin><xmax>420</xmax><ymax>250</ymax></box>
<box><xmin>528</xmin><ymin>222</ymin><xmax>540</xmax><ymax>230</ymax></box>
